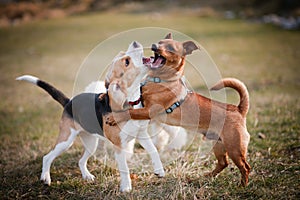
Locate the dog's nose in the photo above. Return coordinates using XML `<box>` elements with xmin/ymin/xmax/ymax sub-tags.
<box><xmin>151</xmin><ymin>44</ymin><xmax>158</xmax><ymax>52</ymax></box>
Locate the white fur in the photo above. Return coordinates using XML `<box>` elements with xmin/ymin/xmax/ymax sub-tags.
<box><xmin>114</xmin><ymin>120</ymin><xmax>165</xmax><ymax>192</ymax></box>
<box><xmin>111</xmin><ymin>41</ymin><xmax>165</xmax><ymax>191</ymax></box>
<box><xmin>41</xmin><ymin>128</ymin><xmax>80</xmax><ymax>185</ymax></box>
<box><xmin>84</xmin><ymin>81</ymin><xmax>106</xmax><ymax>93</ymax></box>
<box><xmin>16</xmin><ymin>75</ymin><xmax>39</xmax><ymax>85</ymax></box>
<box><xmin>154</xmin><ymin>123</ymin><xmax>187</xmax><ymax>150</ymax></box>
<box><xmin>78</xmin><ymin>132</ymin><xmax>99</xmax><ymax>180</ymax></box>
<box><xmin>115</xmin><ymin>150</ymin><xmax>131</xmax><ymax>192</ymax></box>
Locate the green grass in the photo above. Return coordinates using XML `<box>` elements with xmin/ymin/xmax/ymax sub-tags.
<box><xmin>0</xmin><ymin>10</ymin><xmax>299</xmax><ymax>199</ymax></box>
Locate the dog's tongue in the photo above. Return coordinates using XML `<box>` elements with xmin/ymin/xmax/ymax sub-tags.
<box><xmin>143</xmin><ymin>56</ymin><xmax>163</xmax><ymax>69</ymax></box>
<box><xmin>151</xmin><ymin>57</ymin><xmax>164</xmax><ymax>69</ymax></box>
<box><xmin>143</xmin><ymin>57</ymin><xmax>153</xmax><ymax>68</ymax></box>
<box><xmin>143</xmin><ymin>57</ymin><xmax>151</xmax><ymax>64</ymax></box>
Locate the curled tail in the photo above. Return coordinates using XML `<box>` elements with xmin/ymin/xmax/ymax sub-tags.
<box><xmin>16</xmin><ymin>75</ymin><xmax>70</xmax><ymax>107</ymax></box>
<box><xmin>210</xmin><ymin>78</ymin><xmax>249</xmax><ymax>116</ymax></box>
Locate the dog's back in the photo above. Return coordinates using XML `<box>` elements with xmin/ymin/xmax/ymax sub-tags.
<box><xmin>64</xmin><ymin>93</ymin><xmax>111</xmax><ymax>136</ymax></box>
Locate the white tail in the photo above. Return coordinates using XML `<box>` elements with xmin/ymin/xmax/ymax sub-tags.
<box><xmin>16</xmin><ymin>75</ymin><xmax>39</xmax><ymax>85</ymax></box>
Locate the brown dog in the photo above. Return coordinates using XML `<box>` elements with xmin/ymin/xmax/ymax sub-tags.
<box><xmin>106</xmin><ymin>33</ymin><xmax>251</xmax><ymax>186</ymax></box>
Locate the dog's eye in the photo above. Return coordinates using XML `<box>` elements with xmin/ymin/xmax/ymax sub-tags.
<box><xmin>125</xmin><ymin>58</ymin><xmax>130</xmax><ymax>67</ymax></box>
<box><xmin>167</xmin><ymin>44</ymin><xmax>175</xmax><ymax>53</ymax></box>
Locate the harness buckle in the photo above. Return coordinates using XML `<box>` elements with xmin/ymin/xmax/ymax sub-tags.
<box><xmin>154</xmin><ymin>77</ymin><xmax>161</xmax><ymax>83</ymax></box>
<box><xmin>166</xmin><ymin>108</ymin><xmax>173</xmax><ymax>113</ymax></box>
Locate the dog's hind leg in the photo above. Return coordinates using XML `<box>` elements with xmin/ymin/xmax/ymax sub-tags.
<box><xmin>138</xmin><ymin>135</ymin><xmax>165</xmax><ymax>177</ymax></box>
<box><xmin>226</xmin><ymin>137</ymin><xmax>251</xmax><ymax>186</ymax></box>
<box><xmin>222</xmin><ymin>127</ymin><xmax>250</xmax><ymax>186</ymax></box>
<box><xmin>79</xmin><ymin>132</ymin><xmax>99</xmax><ymax>181</ymax></box>
<box><xmin>230</xmin><ymin>154</ymin><xmax>250</xmax><ymax>186</ymax></box>
<box><xmin>208</xmin><ymin>141</ymin><xmax>229</xmax><ymax>177</ymax></box>
<box><xmin>41</xmin><ymin>127</ymin><xmax>79</xmax><ymax>185</ymax></box>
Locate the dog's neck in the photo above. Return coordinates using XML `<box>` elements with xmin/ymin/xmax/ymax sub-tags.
<box><xmin>148</xmin><ymin>68</ymin><xmax>184</xmax><ymax>82</ymax></box>
<box><xmin>127</xmin><ymin>67</ymin><xmax>147</xmax><ymax>102</ymax></box>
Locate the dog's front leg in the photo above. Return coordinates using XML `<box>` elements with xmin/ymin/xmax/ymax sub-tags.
<box><xmin>138</xmin><ymin>136</ymin><xmax>165</xmax><ymax>177</ymax></box>
<box><xmin>106</xmin><ymin>105</ymin><xmax>165</xmax><ymax>126</ymax></box>
<box><xmin>106</xmin><ymin>110</ymin><xmax>132</xmax><ymax>126</ymax></box>
<box><xmin>114</xmin><ymin>150</ymin><xmax>131</xmax><ymax>192</ymax></box>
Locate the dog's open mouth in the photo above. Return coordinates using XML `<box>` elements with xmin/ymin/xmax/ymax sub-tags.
<box><xmin>143</xmin><ymin>53</ymin><xmax>166</xmax><ymax>69</ymax></box>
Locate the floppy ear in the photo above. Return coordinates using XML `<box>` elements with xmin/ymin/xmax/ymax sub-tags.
<box><xmin>182</xmin><ymin>41</ymin><xmax>199</xmax><ymax>56</ymax></box>
<box><xmin>164</xmin><ymin>33</ymin><xmax>173</xmax><ymax>39</ymax></box>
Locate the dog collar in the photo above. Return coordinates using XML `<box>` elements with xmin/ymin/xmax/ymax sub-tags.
<box><xmin>146</xmin><ymin>76</ymin><xmax>164</xmax><ymax>83</ymax></box>
<box><xmin>141</xmin><ymin>76</ymin><xmax>179</xmax><ymax>86</ymax></box>
<box><xmin>128</xmin><ymin>97</ymin><xmax>141</xmax><ymax>106</ymax></box>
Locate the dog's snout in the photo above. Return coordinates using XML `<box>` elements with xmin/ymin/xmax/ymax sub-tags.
<box><xmin>112</xmin><ymin>82</ymin><xmax>120</xmax><ymax>91</ymax></box>
<box><xmin>151</xmin><ymin>44</ymin><xmax>158</xmax><ymax>52</ymax></box>
<box><xmin>122</xmin><ymin>100</ymin><xmax>131</xmax><ymax>110</ymax></box>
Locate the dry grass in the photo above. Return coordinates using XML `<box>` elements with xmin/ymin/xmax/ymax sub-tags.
<box><xmin>0</xmin><ymin>11</ymin><xmax>299</xmax><ymax>199</ymax></box>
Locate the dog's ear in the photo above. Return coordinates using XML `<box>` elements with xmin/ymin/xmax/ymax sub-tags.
<box><xmin>105</xmin><ymin>80</ymin><xmax>110</xmax><ymax>90</ymax></box>
<box><xmin>132</xmin><ymin>41</ymin><xmax>139</xmax><ymax>48</ymax></box>
<box><xmin>182</xmin><ymin>41</ymin><xmax>199</xmax><ymax>56</ymax></box>
<box><xmin>164</xmin><ymin>33</ymin><xmax>173</xmax><ymax>39</ymax></box>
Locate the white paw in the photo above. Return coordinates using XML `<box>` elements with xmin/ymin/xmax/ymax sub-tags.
<box><xmin>120</xmin><ymin>180</ymin><xmax>132</xmax><ymax>192</ymax></box>
<box><xmin>40</xmin><ymin>172</ymin><xmax>51</xmax><ymax>185</ymax></box>
<box><xmin>82</xmin><ymin>172</ymin><xmax>95</xmax><ymax>181</ymax></box>
<box><xmin>154</xmin><ymin>168</ymin><xmax>165</xmax><ymax>178</ymax></box>
<box><xmin>120</xmin><ymin>184</ymin><xmax>132</xmax><ymax>193</ymax></box>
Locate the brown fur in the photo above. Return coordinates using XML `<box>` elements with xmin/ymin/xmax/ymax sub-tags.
<box><xmin>56</xmin><ymin>113</ymin><xmax>76</xmax><ymax>145</ymax></box>
<box><xmin>106</xmin><ymin>33</ymin><xmax>251</xmax><ymax>186</ymax></box>
<box><xmin>102</xmin><ymin>117</ymin><xmax>123</xmax><ymax>150</ymax></box>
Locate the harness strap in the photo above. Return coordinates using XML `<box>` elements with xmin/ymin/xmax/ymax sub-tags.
<box><xmin>140</xmin><ymin>76</ymin><xmax>191</xmax><ymax>114</ymax></box>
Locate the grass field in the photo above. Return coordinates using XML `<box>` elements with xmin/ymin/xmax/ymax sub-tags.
<box><xmin>0</xmin><ymin>10</ymin><xmax>299</xmax><ymax>199</ymax></box>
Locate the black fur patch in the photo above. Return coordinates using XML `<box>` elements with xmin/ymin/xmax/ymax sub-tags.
<box><xmin>64</xmin><ymin>93</ymin><xmax>111</xmax><ymax>136</ymax></box>
<box><xmin>37</xmin><ymin>80</ymin><xmax>70</xmax><ymax>106</ymax></box>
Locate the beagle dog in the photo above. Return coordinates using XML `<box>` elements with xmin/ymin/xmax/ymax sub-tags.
<box><xmin>16</xmin><ymin>41</ymin><xmax>166</xmax><ymax>192</ymax></box>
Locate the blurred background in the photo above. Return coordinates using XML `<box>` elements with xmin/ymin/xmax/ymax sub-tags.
<box><xmin>0</xmin><ymin>0</ymin><xmax>299</xmax><ymax>199</ymax></box>
<box><xmin>1</xmin><ymin>0</ymin><xmax>300</xmax><ymax>29</ymax></box>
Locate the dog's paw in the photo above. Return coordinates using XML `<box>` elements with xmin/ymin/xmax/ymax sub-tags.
<box><xmin>98</xmin><ymin>93</ymin><xmax>106</xmax><ymax>101</ymax></box>
<box><xmin>82</xmin><ymin>172</ymin><xmax>95</xmax><ymax>181</ymax></box>
<box><xmin>40</xmin><ymin>172</ymin><xmax>51</xmax><ymax>186</ymax></box>
<box><xmin>154</xmin><ymin>168</ymin><xmax>165</xmax><ymax>178</ymax></box>
<box><xmin>120</xmin><ymin>181</ymin><xmax>132</xmax><ymax>193</ymax></box>
<box><xmin>105</xmin><ymin>114</ymin><xmax>117</xmax><ymax>126</ymax></box>
<box><xmin>204</xmin><ymin>171</ymin><xmax>215</xmax><ymax>177</ymax></box>
<box><xmin>120</xmin><ymin>186</ymin><xmax>132</xmax><ymax>193</ymax></box>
